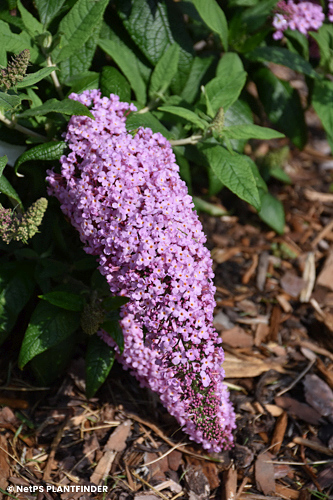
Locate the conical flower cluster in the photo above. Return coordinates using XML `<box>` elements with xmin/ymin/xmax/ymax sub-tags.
<box><xmin>47</xmin><ymin>90</ymin><xmax>236</xmax><ymax>452</ymax></box>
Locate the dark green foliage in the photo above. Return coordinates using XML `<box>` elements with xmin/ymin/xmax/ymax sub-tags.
<box><xmin>0</xmin><ymin>0</ymin><xmax>331</xmax><ymax>396</ymax></box>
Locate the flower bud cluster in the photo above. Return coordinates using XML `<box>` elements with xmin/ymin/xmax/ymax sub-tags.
<box><xmin>0</xmin><ymin>49</ymin><xmax>30</xmax><ymax>91</ymax></box>
<box><xmin>47</xmin><ymin>90</ymin><xmax>235</xmax><ymax>451</ymax></box>
<box><xmin>272</xmin><ymin>1</ymin><xmax>325</xmax><ymax>40</ymax></box>
<box><xmin>0</xmin><ymin>197</ymin><xmax>47</xmax><ymax>245</ymax></box>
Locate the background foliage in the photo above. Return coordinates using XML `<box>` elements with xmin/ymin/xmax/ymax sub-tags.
<box><xmin>0</xmin><ymin>0</ymin><xmax>332</xmax><ymax>394</ymax></box>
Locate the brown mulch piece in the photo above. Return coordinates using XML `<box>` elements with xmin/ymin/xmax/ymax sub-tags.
<box><xmin>3</xmin><ymin>106</ymin><xmax>333</xmax><ymax>500</ymax></box>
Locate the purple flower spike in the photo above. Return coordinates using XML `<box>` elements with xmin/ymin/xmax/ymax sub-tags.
<box><xmin>272</xmin><ymin>1</ymin><xmax>325</xmax><ymax>39</ymax></box>
<box><xmin>47</xmin><ymin>90</ymin><xmax>236</xmax><ymax>452</ymax></box>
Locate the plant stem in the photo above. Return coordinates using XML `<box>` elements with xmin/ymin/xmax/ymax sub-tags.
<box><xmin>46</xmin><ymin>56</ymin><xmax>64</xmax><ymax>99</ymax></box>
<box><xmin>169</xmin><ymin>134</ymin><xmax>203</xmax><ymax>146</ymax></box>
<box><xmin>0</xmin><ymin>110</ymin><xmax>48</xmax><ymax>142</ymax></box>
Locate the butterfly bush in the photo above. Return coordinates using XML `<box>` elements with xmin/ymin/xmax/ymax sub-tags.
<box><xmin>46</xmin><ymin>90</ymin><xmax>236</xmax><ymax>452</ymax></box>
<box><xmin>272</xmin><ymin>0</ymin><xmax>326</xmax><ymax>39</ymax></box>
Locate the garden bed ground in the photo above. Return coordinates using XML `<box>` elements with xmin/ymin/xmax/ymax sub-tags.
<box><xmin>1</xmin><ymin>109</ymin><xmax>333</xmax><ymax>500</ymax></box>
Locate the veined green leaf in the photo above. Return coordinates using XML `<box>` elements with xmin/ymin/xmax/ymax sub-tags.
<box><xmin>181</xmin><ymin>56</ymin><xmax>214</xmax><ymax>104</ymax></box>
<box><xmin>247</xmin><ymin>46</ymin><xmax>318</xmax><ymax>78</ymax></box>
<box><xmin>191</xmin><ymin>0</ymin><xmax>228</xmax><ymax>50</ymax></box>
<box><xmin>223</xmin><ymin>124</ymin><xmax>284</xmax><ymax>140</ymax></box>
<box><xmin>203</xmin><ymin>70</ymin><xmax>247</xmax><ymax>116</ymax></box>
<box><xmin>312</xmin><ymin>79</ymin><xmax>333</xmax><ymax>146</ymax></box>
<box><xmin>0</xmin><ymin>91</ymin><xmax>26</xmax><ymax>111</ymax></box>
<box><xmin>35</xmin><ymin>0</ymin><xmax>66</xmax><ymax>27</ymax></box>
<box><xmin>216</xmin><ymin>52</ymin><xmax>244</xmax><ymax>79</ymax></box>
<box><xmin>0</xmin><ymin>263</ymin><xmax>35</xmax><ymax>346</ymax></box>
<box><xmin>0</xmin><ymin>175</ymin><xmax>22</xmax><ymax>208</ymax></box>
<box><xmin>117</xmin><ymin>0</ymin><xmax>194</xmax><ymax>94</ymax></box>
<box><xmin>17</xmin><ymin>0</ymin><xmax>44</xmax><ymax>37</ymax></box>
<box><xmin>15</xmin><ymin>141</ymin><xmax>67</xmax><ymax>174</ymax></box>
<box><xmin>126</xmin><ymin>111</ymin><xmax>172</xmax><ymax>139</ymax></box>
<box><xmin>86</xmin><ymin>335</ymin><xmax>115</xmax><ymax>399</ymax></box>
<box><xmin>19</xmin><ymin>98</ymin><xmax>94</xmax><ymax>119</ymax></box>
<box><xmin>0</xmin><ymin>155</ymin><xmax>7</xmax><ymax>177</ymax></box>
<box><xmin>30</xmin><ymin>332</ymin><xmax>77</xmax><ymax>385</ymax></box>
<box><xmin>258</xmin><ymin>192</ymin><xmax>285</xmax><ymax>234</ymax></box>
<box><xmin>199</xmin><ymin>142</ymin><xmax>261</xmax><ymax>210</ymax></box>
<box><xmin>38</xmin><ymin>291</ymin><xmax>85</xmax><ymax>312</ymax></box>
<box><xmin>59</xmin><ymin>22</ymin><xmax>102</xmax><ymax>81</ymax></box>
<box><xmin>98</xmin><ymin>38</ymin><xmax>146</xmax><ymax>104</ymax></box>
<box><xmin>253</xmin><ymin>67</ymin><xmax>307</xmax><ymax>149</ymax></box>
<box><xmin>101</xmin><ymin>319</ymin><xmax>124</xmax><ymax>354</ymax></box>
<box><xmin>18</xmin><ymin>301</ymin><xmax>80</xmax><ymax>368</ymax></box>
<box><xmin>52</xmin><ymin>0</ymin><xmax>108</xmax><ymax>64</ymax></box>
<box><xmin>149</xmin><ymin>44</ymin><xmax>180</xmax><ymax>98</ymax></box>
<box><xmin>0</xmin><ymin>21</ymin><xmax>39</xmax><ymax>64</ymax></box>
<box><xmin>100</xmin><ymin>67</ymin><xmax>131</xmax><ymax>103</ymax></box>
<box><xmin>158</xmin><ymin>105</ymin><xmax>207</xmax><ymax>130</ymax></box>
<box><xmin>16</xmin><ymin>67</ymin><xmax>56</xmax><ymax>88</ymax></box>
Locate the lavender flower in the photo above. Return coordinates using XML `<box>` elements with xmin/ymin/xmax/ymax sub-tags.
<box><xmin>47</xmin><ymin>90</ymin><xmax>236</xmax><ymax>452</ymax></box>
<box><xmin>272</xmin><ymin>1</ymin><xmax>325</xmax><ymax>40</ymax></box>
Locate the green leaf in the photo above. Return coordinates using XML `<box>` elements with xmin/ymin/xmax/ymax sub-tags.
<box><xmin>149</xmin><ymin>44</ymin><xmax>180</xmax><ymax>98</ymax></box>
<box><xmin>52</xmin><ymin>0</ymin><xmax>109</xmax><ymax>64</ymax></box>
<box><xmin>258</xmin><ymin>191</ymin><xmax>285</xmax><ymax>234</ymax></box>
<box><xmin>247</xmin><ymin>47</ymin><xmax>317</xmax><ymax>78</ymax></box>
<box><xmin>180</xmin><ymin>56</ymin><xmax>214</xmax><ymax>104</ymax></box>
<box><xmin>193</xmin><ymin>196</ymin><xmax>227</xmax><ymax>216</ymax></box>
<box><xmin>126</xmin><ymin>111</ymin><xmax>172</xmax><ymax>139</ymax></box>
<box><xmin>59</xmin><ymin>21</ymin><xmax>102</xmax><ymax>81</ymax></box>
<box><xmin>223</xmin><ymin>124</ymin><xmax>284</xmax><ymax>140</ymax></box>
<box><xmin>0</xmin><ymin>263</ymin><xmax>35</xmax><ymax>346</ymax></box>
<box><xmin>199</xmin><ymin>142</ymin><xmax>261</xmax><ymax>210</ymax></box>
<box><xmin>66</xmin><ymin>71</ymin><xmax>99</xmax><ymax>94</ymax></box>
<box><xmin>269</xmin><ymin>167</ymin><xmax>292</xmax><ymax>184</ymax></box>
<box><xmin>38</xmin><ymin>291</ymin><xmax>85</xmax><ymax>312</ymax></box>
<box><xmin>18</xmin><ymin>301</ymin><xmax>80</xmax><ymax>368</ymax></box>
<box><xmin>224</xmin><ymin>100</ymin><xmax>253</xmax><ymax>153</ymax></box>
<box><xmin>86</xmin><ymin>335</ymin><xmax>115</xmax><ymax>399</ymax></box>
<box><xmin>35</xmin><ymin>0</ymin><xmax>66</xmax><ymax>27</ymax></box>
<box><xmin>16</xmin><ymin>67</ymin><xmax>56</xmax><ymax>88</ymax></box>
<box><xmin>117</xmin><ymin>0</ymin><xmax>194</xmax><ymax>94</ymax></box>
<box><xmin>0</xmin><ymin>175</ymin><xmax>22</xmax><ymax>208</ymax></box>
<box><xmin>191</xmin><ymin>0</ymin><xmax>228</xmax><ymax>50</ymax></box>
<box><xmin>158</xmin><ymin>105</ymin><xmax>207</xmax><ymax>130</ymax></box>
<box><xmin>102</xmin><ymin>296</ymin><xmax>130</xmax><ymax>311</ymax></box>
<box><xmin>312</xmin><ymin>79</ymin><xmax>333</xmax><ymax>145</ymax></box>
<box><xmin>216</xmin><ymin>52</ymin><xmax>244</xmax><ymax>79</ymax></box>
<box><xmin>310</xmin><ymin>25</ymin><xmax>333</xmax><ymax>73</ymax></box>
<box><xmin>18</xmin><ymin>98</ymin><xmax>94</xmax><ymax>119</ymax></box>
<box><xmin>241</xmin><ymin>0</ymin><xmax>279</xmax><ymax>32</ymax></box>
<box><xmin>101</xmin><ymin>319</ymin><xmax>124</xmax><ymax>354</ymax></box>
<box><xmin>0</xmin><ymin>155</ymin><xmax>7</xmax><ymax>177</ymax></box>
<box><xmin>100</xmin><ymin>66</ymin><xmax>131</xmax><ymax>103</ymax></box>
<box><xmin>30</xmin><ymin>332</ymin><xmax>77</xmax><ymax>385</ymax></box>
<box><xmin>17</xmin><ymin>0</ymin><xmax>44</xmax><ymax>37</ymax></box>
<box><xmin>0</xmin><ymin>20</ymin><xmax>39</xmax><ymax>64</ymax></box>
<box><xmin>98</xmin><ymin>38</ymin><xmax>146</xmax><ymax>104</ymax></box>
<box><xmin>203</xmin><ymin>70</ymin><xmax>247</xmax><ymax>116</ymax></box>
<box><xmin>285</xmin><ymin>29</ymin><xmax>309</xmax><ymax>61</ymax></box>
<box><xmin>15</xmin><ymin>141</ymin><xmax>67</xmax><ymax>174</ymax></box>
<box><xmin>253</xmin><ymin>67</ymin><xmax>307</xmax><ymax>149</ymax></box>
<box><xmin>0</xmin><ymin>91</ymin><xmax>26</xmax><ymax>111</ymax></box>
